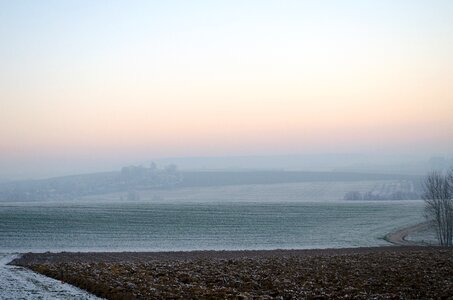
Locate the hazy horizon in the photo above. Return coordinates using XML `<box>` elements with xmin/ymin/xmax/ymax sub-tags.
<box><xmin>0</xmin><ymin>152</ymin><xmax>451</xmax><ymax>181</ymax></box>
<box><xmin>1</xmin><ymin>1</ymin><xmax>452</xmax><ymax>179</ymax></box>
<box><xmin>1</xmin><ymin>3</ymin><xmax>452</xmax><ymax>297</ymax></box>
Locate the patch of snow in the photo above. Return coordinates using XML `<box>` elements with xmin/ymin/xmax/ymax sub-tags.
<box><xmin>0</xmin><ymin>253</ymin><xmax>102</xmax><ymax>300</ymax></box>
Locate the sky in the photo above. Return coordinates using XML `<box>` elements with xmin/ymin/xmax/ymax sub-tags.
<box><xmin>1</xmin><ymin>1</ymin><xmax>453</xmax><ymax>178</ymax></box>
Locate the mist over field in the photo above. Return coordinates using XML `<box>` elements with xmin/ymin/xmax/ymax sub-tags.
<box><xmin>1</xmin><ymin>152</ymin><xmax>452</xmax><ymax>181</ymax></box>
<box><xmin>0</xmin><ymin>0</ymin><xmax>451</xmax><ymax>249</ymax></box>
<box><xmin>1</xmin><ymin>1</ymin><xmax>453</xmax><ymax>298</ymax></box>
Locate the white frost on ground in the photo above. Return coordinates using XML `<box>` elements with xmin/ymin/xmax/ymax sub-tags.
<box><xmin>0</xmin><ymin>254</ymin><xmax>102</xmax><ymax>300</ymax></box>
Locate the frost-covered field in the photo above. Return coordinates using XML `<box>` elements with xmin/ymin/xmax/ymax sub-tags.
<box><xmin>0</xmin><ymin>181</ymin><xmax>427</xmax><ymax>298</ymax></box>
<box><xmin>1</xmin><ymin>199</ymin><xmax>424</xmax><ymax>253</ymax></box>
<box><xmin>0</xmin><ymin>254</ymin><xmax>101</xmax><ymax>299</ymax></box>
<box><xmin>83</xmin><ymin>180</ymin><xmax>398</xmax><ymax>203</ymax></box>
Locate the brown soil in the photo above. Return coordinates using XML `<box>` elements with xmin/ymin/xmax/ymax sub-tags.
<box><xmin>12</xmin><ymin>247</ymin><xmax>453</xmax><ymax>299</ymax></box>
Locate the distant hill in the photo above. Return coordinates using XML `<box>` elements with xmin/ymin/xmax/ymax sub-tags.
<box><xmin>0</xmin><ymin>165</ymin><xmax>181</xmax><ymax>202</ymax></box>
<box><xmin>0</xmin><ymin>167</ymin><xmax>421</xmax><ymax>202</ymax></box>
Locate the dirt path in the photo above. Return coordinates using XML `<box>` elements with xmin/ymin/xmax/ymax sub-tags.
<box><xmin>385</xmin><ymin>221</ymin><xmax>432</xmax><ymax>246</ymax></box>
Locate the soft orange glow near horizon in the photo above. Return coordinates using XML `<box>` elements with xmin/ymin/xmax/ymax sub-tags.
<box><xmin>1</xmin><ymin>1</ymin><xmax>453</xmax><ymax>176</ymax></box>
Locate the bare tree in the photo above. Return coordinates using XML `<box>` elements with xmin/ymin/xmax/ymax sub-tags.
<box><xmin>422</xmin><ymin>169</ymin><xmax>453</xmax><ymax>246</ymax></box>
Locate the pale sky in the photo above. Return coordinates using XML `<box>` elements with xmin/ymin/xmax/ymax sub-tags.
<box><xmin>1</xmin><ymin>1</ymin><xmax>452</xmax><ymax>177</ymax></box>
